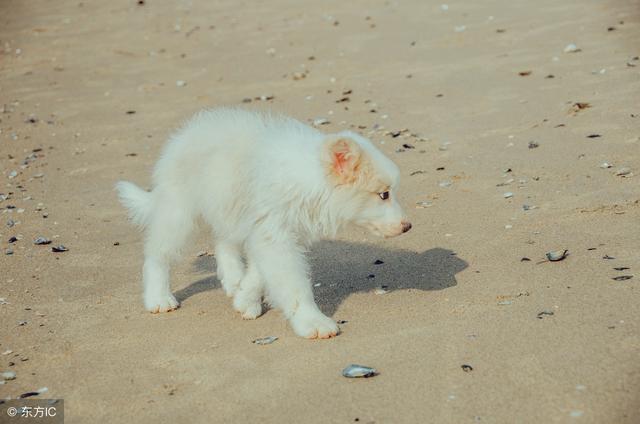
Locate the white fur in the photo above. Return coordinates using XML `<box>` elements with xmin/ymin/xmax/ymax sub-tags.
<box><xmin>117</xmin><ymin>108</ymin><xmax>410</xmax><ymax>339</ymax></box>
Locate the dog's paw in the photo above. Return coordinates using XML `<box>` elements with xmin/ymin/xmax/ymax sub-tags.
<box><xmin>241</xmin><ymin>303</ymin><xmax>263</xmax><ymax>320</ymax></box>
<box><xmin>233</xmin><ymin>294</ymin><xmax>263</xmax><ymax>320</ymax></box>
<box><xmin>290</xmin><ymin>310</ymin><xmax>339</xmax><ymax>339</ymax></box>
<box><xmin>144</xmin><ymin>291</ymin><xmax>179</xmax><ymax>313</ymax></box>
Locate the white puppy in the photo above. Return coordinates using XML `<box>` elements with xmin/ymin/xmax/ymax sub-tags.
<box><xmin>117</xmin><ymin>108</ymin><xmax>411</xmax><ymax>339</ymax></box>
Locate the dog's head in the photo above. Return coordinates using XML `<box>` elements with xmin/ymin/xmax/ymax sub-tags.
<box><xmin>322</xmin><ymin>131</ymin><xmax>411</xmax><ymax>238</ymax></box>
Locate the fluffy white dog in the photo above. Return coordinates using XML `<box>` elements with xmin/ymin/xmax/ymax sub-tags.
<box><xmin>117</xmin><ymin>108</ymin><xmax>411</xmax><ymax>339</ymax></box>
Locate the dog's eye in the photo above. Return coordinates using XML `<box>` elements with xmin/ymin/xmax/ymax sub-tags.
<box><xmin>378</xmin><ymin>191</ymin><xmax>390</xmax><ymax>200</ymax></box>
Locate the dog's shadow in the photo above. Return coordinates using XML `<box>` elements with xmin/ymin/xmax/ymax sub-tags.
<box><xmin>175</xmin><ymin>241</ymin><xmax>468</xmax><ymax>317</ymax></box>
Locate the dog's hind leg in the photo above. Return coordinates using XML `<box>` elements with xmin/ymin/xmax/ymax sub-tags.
<box><xmin>215</xmin><ymin>241</ymin><xmax>245</xmax><ymax>297</ymax></box>
<box><xmin>232</xmin><ymin>260</ymin><xmax>264</xmax><ymax>320</ymax></box>
<box><xmin>142</xmin><ymin>198</ymin><xmax>194</xmax><ymax>313</ymax></box>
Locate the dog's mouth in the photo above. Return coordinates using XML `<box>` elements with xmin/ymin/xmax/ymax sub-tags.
<box><xmin>360</xmin><ymin>222</ymin><xmax>411</xmax><ymax>238</ymax></box>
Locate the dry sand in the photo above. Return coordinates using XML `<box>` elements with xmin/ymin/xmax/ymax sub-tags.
<box><xmin>1</xmin><ymin>0</ymin><xmax>639</xmax><ymax>422</ymax></box>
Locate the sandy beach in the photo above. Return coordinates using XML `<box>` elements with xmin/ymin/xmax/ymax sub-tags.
<box><xmin>1</xmin><ymin>0</ymin><xmax>639</xmax><ymax>422</ymax></box>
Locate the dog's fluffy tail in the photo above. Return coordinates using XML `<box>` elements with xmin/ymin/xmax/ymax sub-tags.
<box><xmin>116</xmin><ymin>181</ymin><xmax>153</xmax><ymax>229</ymax></box>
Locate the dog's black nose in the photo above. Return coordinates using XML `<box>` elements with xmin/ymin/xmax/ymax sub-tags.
<box><xmin>401</xmin><ymin>221</ymin><xmax>412</xmax><ymax>233</ymax></box>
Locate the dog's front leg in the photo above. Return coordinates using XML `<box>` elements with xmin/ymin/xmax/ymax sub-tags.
<box><xmin>246</xmin><ymin>231</ymin><xmax>339</xmax><ymax>339</ymax></box>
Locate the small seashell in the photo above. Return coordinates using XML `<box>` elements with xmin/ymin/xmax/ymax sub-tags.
<box><xmin>313</xmin><ymin>118</ymin><xmax>329</xmax><ymax>126</ymax></box>
<box><xmin>17</xmin><ymin>385</ymin><xmax>43</xmax><ymax>397</ymax></box>
<box><xmin>572</xmin><ymin>102</ymin><xmax>591</xmax><ymax>110</ymax></box>
<box><xmin>342</xmin><ymin>364</ymin><xmax>377</xmax><ymax>378</ymax></box>
<box><xmin>374</xmin><ymin>286</ymin><xmax>388</xmax><ymax>295</ymax></box>
<box><xmin>615</xmin><ymin>167</ymin><xmax>631</xmax><ymax>176</ymax></box>
<box><xmin>51</xmin><ymin>245</ymin><xmax>68</xmax><ymax>252</ymax></box>
<box><xmin>503</xmin><ymin>192</ymin><xmax>513</xmax><ymax>198</ymax></box>
<box><xmin>292</xmin><ymin>71</ymin><xmax>306</xmax><ymax>80</ymax></box>
<box><xmin>439</xmin><ymin>180</ymin><xmax>452</xmax><ymax>188</ymax></box>
<box><xmin>34</xmin><ymin>237</ymin><xmax>51</xmax><ymax>245</ymax></box>
<box><xmin>461</xmin><ymin>364</ymin><xmax>473</xmax><ymax>372</ymax></box>
<box><xmin>19</xmin><ymin>391</ymin><xmax>40</xmax><ymax>399</ymax></box>
<box><xmin>252</xmin><ymin>336</ymin><xmax>278</xmax><ymax>345</ymax></box>
<box><xmin>564</xmin><ymin>43</ymin><xmax>581</xmax><ymax>53</ymax></box>
<box><xmin>415</xmin><ymin>201</ymin><xmax>432</xmax><ymax>209</ymax></box>
<box><xmin>176</xmin><ymin>80</ymin><xmax>187</xmax><ymax>87</ymax></box>
<box><xmin>612</xmin><ymin>275</ymin><xmax>633</xmax><ymax>281</ymax></box>
<box><xmin>546</xmin><ymin>250</ymin><xmax>568</xmax><ymax>261</ymax></box>
<box><xmin>536</xmin><ymin>310</ymin><xmax>554</xmax><ymax>319</ymax></box>
<box><xmin>1</xmin><ymin>370</ymin><xmax>16</xmax><ymax>380</ymax></box>
<box><xmin>599</xmin><ymin>162</ymin><xmax>612</xmax><ymax>169</ymax></box>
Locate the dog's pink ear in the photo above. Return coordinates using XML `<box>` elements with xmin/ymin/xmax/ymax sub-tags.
<box><xmin>325</xmin><ymin>137</ymin><xmax>362</xmax><ymax>184</ymax></box>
